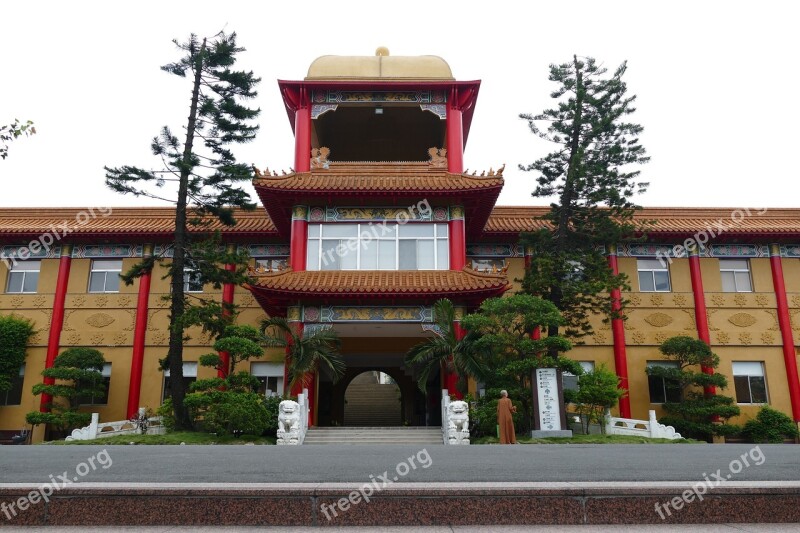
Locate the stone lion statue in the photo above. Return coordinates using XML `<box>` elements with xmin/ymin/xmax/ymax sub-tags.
<box><xmin>447</xmin><ymin>400</ymin><xmax>470</xmax><ymax>445</ymax></box>
<box><xmin>277</xmin><ymin>400</ymin><xmax>301</xmax><ymax>445</ymax></box>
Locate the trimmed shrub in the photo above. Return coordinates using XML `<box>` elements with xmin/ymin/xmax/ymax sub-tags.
<box><xmin>742</xmin><ymin>406</ymin><xmax>799</xmax><ymax>443</ymax></box>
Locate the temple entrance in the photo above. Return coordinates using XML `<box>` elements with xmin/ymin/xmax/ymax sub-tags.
<box><xmin>343</xmin><ymin>371</ymin><xmax>401</xmax><ymax>426</ymax></box>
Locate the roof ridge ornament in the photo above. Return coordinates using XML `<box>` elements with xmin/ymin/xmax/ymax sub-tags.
<box><xmin>427</xmin><ymin>147</ymin><xmax>447</xmax><ymax>168</ymax></box>
<box><xmin>311</xmin><ymin>147</ymin><xmax>331</xmax><ymax>170</ymax></box>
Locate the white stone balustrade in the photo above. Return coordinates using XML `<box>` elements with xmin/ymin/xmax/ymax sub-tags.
<box><xmin>604</xmin><ymin>409</ymin><xmax>682</xmax><ymax>440</ymax></box>
<box><xmin>64</xmin><ymin>409</ymin><xmax>164</xmax><ymax>441</ymax></box>
<box><xmin>441</xmin><ymin>389</ymin><xmax>470</xmax><ymax>445</ymax></box>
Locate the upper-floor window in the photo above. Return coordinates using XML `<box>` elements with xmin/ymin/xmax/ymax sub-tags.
<box><xmin>88</xmin><ymin>260</ymin><xmax>122</xmax><ymax>293</ymax></box>
<box><xmin>78</xmin><ymin>363</ymin><xmax>111</xmax><ymax>405</ymax></box>
<box><xmin>6</xmin><ymin>260</ymin><xmax>40</xmax><ymax>294</ymax></box>
<box><xmin>251</xmin><ymin>362</ymin><xmax>284</xmax><ymax>397</ymax></box>
<box><xmin>183</xmin><ymin>270</ymin><xmax>203</xmax><ymax>293</ymax></box>
<box><xmin>647</xmin><ymin>361</ymin><xmax>681</xmax><ymax>403</ymax></box>
<box><xmin>0</xmin><ymin>364</ymin><xmax>25</xmax><ymax>406</ymax></box>
<box><xmin>469</xmin><ymin>257</ymin><xmax>505</xmax><ymax>272</ymax></box>
<box><xmin>256</xmin><ymin>257</ymin><xmax>288</xmax><ymax>271</ymax></box>
<box><xmin>733</xmin><ymin>361</ymin><xmax>768</xmax><ymax>404</ymax></box>
<box><xmin>562</xmin><ymin>361</ymin><xmax>596</xmax><ymax>392</ymax></box>
<box><xmin>720</xmin><ymin>259</ymin><xmax>752</xmax><ymax>292</ymax></box>
<box><xmin>307</xmin><ymin>223</ymin><xmax>449</xmax><ymax>271</ymax></box>
<box><xmin>637</xmin><ymin>258</ymin><xmax>671</xmax><ymax>292</ymax></box>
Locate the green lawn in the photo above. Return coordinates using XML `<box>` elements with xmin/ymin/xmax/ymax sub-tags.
<box><xmin>48</xmin><ymin>431</ymin><xmax>276</xmax><ymax>445</ymax></box>
<box><xmin>471</xmin><ymin>434</ymin><xmax>701</xmax><ymax>444</ymax></box>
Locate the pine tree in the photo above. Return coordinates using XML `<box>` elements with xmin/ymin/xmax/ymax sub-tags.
<box><xmin>105</xmin><ymin>32</ymin><xmax>260</xmax><ymax>429</ymax></box>
<box><xmin>520</xmin><ymin>56</ymin><xmax>649</xmax><ymax>341</ymax></box>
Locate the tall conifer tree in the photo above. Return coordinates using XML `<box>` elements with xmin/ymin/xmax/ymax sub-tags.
<box><xmin>520</xmin><ymin>56</ymin><xmax>649</xmax><ymax>341</ymax></box>
<box><xmin>105</xmin><ymin>32</ymin><xmax>260</xmax><ymax>429</ymax></box>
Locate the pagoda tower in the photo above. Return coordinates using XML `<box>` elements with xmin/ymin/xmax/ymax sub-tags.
<box><xmin>246</xmin><ymin>48</ymin><xmax>510</xmax><ymax>426</ymax></box>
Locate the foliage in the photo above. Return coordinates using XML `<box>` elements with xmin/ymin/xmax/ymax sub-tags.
<box><xmin>104</xmin><ymin>31</ymin><xmax>260</xmax><ymax>429</ymax></box>
<box><xmin>0</xmin><ymin>314</ymin><xmax>35</xmax><ymax>394</ymax></box>
<box><xmin>461</xmin><ymin>294</ymin><xmax>582</xmax><ymax>433</ymax></box>
<box><xmin>261</xmin><ymin>317</ymin><xmax>345</xmax><ymax>396</ymax></box>
<box><xmin>263</xmin><ymin>395</ymin><xmax>282</xmax><ymax>436</ymax></box>
<box><xmin>404</xmin><ymin>299</ymin><xmax>489</xmax><ymax>394</ymax></box>
<box><xmin>742</xmin><ymin>406</ymin><xmax>799</xmax><ymax>443</ymax></box>
<box><xmin>55</xmin><ymin>430</ymin><xmax>275</xmax><ymax>445</ymax></box>
<box><xmin>198</xmin><ymin>324</ymin><xmax>264</xmax><ymax>376</ymax></box>
<box><xmin>647</xmin><ymin>336</ymin><xmax>740</xmax><ymax>440</ymax></box>
<box><xmin>470</xmin><ymin>434</ymin><xmax>698</xmax><ymax>445</ymax></box>
<box><xmin>470</xmin><ymin>388</ymin><xmax>525</xmax><ymax>438</ymax></box>
<box><xmin>519</xmin><ymin>55</ymin><xmax>650</xmax><ymax>340</ymax></box>
<box><xmin>183</xmin><ymin>371</ymin><xmax>269</xmax><ymax>436</ymax></box>
<box><xmin>0</xmin><ymin>119</ymin><xmax>36</xmax><ymax>160</ymax></box>
<box><xmin>156</xmin><ymin>398</ymin><xmax>176</xmax><ymax>431</ymax></box>
<box><xmin>26</xmin><ymin>348</ymin><xmax>106</xmax><ymax>431</ymax></box>
<box><xmin>574</xmin><ymin>364</ymin><xmax>627</xmax><ymax>434</ymax></box>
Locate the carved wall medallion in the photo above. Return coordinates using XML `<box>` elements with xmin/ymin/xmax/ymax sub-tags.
<box><xmin>761</xmin><ymin>332</ymin><xmax>775</xmax><ymax>344</ymax></box>
<box><xmin>631</xmin><ymin>331</ymin><xmax>646</xmax><ymax>344</ymax></box>
<box><xmin>66</xmin><ymin>332</ymin><xmax>81</xmax><ymax>345</ymax></box>
<box><xmin>710</xmin><ymin>294</ymin><xmax>725</xmax><ymax>307</ymax></box>
<box><xmin>629</xmin><ymin>294</ymin><xmax>642</xmax><ymax>306</ymax></box>
<box><xmin>739</xmin><ymin>332</ymin><xmax>753</xmax><ymax>345</ymax></box>
<box><xmin>717</xmin><ymin>331</ymin><xmax>730</xmax><ymax>345</ymax></box>
<box><xmin>681</xmin><ymin>309</ymin><xmax>697</xmax><ymax>331</ymax></box>
<box><xmin>62</xmin><ymin>309</ymin><xmax>77</xmax><ymax>331</ymax></box>
<box><xmin>113</xmin><ymin>333</ymin><xmax>128</xmax><ymax>346</ymax></box>
<box><xmin>72</xmin><ymin>296</ymin><xmax>86</xmax><ymax>307</ymax></box>
<box><xmin>644</xmin><ymin>312</ymin><xmax>674</xmax><ymax>328</ymax></box>
<box><xmin>151</xmin><ymin>332</ymin><xmax>167</xmax><ymax>345</ymax></box>
<box><xmin>764</xmin><ymin>310</ymin><xmax>781</xmax><ymax>331</ymax></box>
<box><xmin>10</xmin><ymin>297</ymin><xmax>23</xmax><ymax>308</ymax></box>
<box><xmin>728</xmin><ymin>313</ymin><xmax>757</xmax><ymax>328</ymax></box>
<box><xmin>89</xmin><ymin>333</ymin><xmax>104</xmax><ymax>345</ymax></box>
<box><xmin>706</xmin><ymin>309</ymin><xmax>720</xmax><ymax>331</ymax></box>
<box><xmin>673</xmin><ymin>294</ymin><xmax>688</xmax><ymax>307</ymax></box>
<box><xmin>755</xmin><ymin>294</ymin><xmax>769</xmax><ymax>307</ymax></box>
<box><xmin>733</xmin><ymin>294</ymin><xmax>748</xmax><ymax>307</ymax></box>
<box><xmin>792</xmin><ymin>295</ymin><xmax>800</xmax><ymax>308</ymax></box>
<box><xmin>654</xmin><ymin>332</ymin><xmax>669</xmax><ymax>344</ymax></box>
<box><xmin>117</xmin><ymin>296</ymin><xmax>132</xmax><ymax>307</ymax></box>
<box><xmin>593</xmin><ymin>331</ymin><xmax>607</xmax><ymax>344</ymax></box>
<box><xmin>650</xmin><ymin>294</ymin><xmax>664</xmax><ymax>307</ymax></box>
<box><xmin>86</xmin><ymin>313</ymin><xmax>115</xmax><ymax>328</ymax></box>
<box><xmin>32</xmin><ymin>295</ymin><xmax>46</xmax><ymax>308</ymax></box>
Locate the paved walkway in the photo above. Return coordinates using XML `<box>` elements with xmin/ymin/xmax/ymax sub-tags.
<box><xmin>1</xmin><ymin>443</ymin><xmax>796</xmax><ymax>483</ymax></box>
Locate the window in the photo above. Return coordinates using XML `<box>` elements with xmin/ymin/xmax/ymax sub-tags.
<box><xmin>720</xmin><ymin>259</ymin><xmax>752</xmax><ymax>292</ymax></box>
<box><xmin>733</xmin><ymin>362</ymin><xmax>768</xmax><ymax>404</ymax></box>
<box><xmin>251</xmin><ymin>362</ymin><xmax>284</xmax><ymax>397</ymax></box>
<box><xmin>637</xmin><ymin>258</ymin><xmax>671</xmax><ymax>292</ymax></box>
<box><xmin>1</xmin><ymin>364</ymin><xmax>25</xmax><ymax>406</ymax></box>
<box><xmin>78</xmin><ymin>363</ymin><xmax>111</xmax><ymax>405</ymax></box>
<box><xmin>183</xmin><ymin>270</ymin><xmax>203</xmax><ymax>293</ymax></box>
<box><xmin>163</xmin><ymin>362</ymin><xmax>198</xmax><ymax>401</ymax></box>
<box><xmin>307</xmin><ymin>223</ymin><xmax>449</xmax><ymax>271</ymax></box>
<box><xmin>469</xmin><ymin>257</ymin><xmax>505</xmax><ymax>272</ymax></box>
<box><xmin>647</xmin><ymin>361</ymin><xmax>682</xmax><ymax>403</ymax></box>
<box><xmin>562</xmin><ymin>361</ymin><xmax>595</xmax><ymax>392</ymax></box>
<box><xmin>6</xmin><ymin>260</ymin><xmax>40</xmax><ymax>294</ymax></box>
<box><xmin>256</xmin><ymin>257</ymin><xmax>288</xmax><ymax>271</ymax></box>
<box><xmin>88</xmin><ymin>260</ymin><xmax>122</xmax><ymax>293</ymax></box>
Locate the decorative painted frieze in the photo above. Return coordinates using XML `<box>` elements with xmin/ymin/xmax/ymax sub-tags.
<box><xmin>312</xmin><ymin>90</ymin><xmax>446</xmax><ymax>104</ymax></box>
<box><xmin>466</xmin><ymin>244</ymin><xmax>524</xmax><ymax>257</ymax></box>
<box><xmin>303</xmin><ymin>305</ymin><xmax>434</xmax><ymax>323</ymax></box>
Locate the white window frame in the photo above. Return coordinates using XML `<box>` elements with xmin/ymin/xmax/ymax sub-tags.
<box><xmin>88</xmin><ymin>259</ymin><xmax>123</xmax><ymax>293</ymax></box>
<box><xmin>468</xmin><ymin>257</ymin><xmax>506</xmax><ymax>272</ymax></box>
<box><xmin>647</xmin><ymin>361</ymin><xmax>681</xmax><ymax>404</ymax></box>
<box><xmin>6</xmin><ymin>260</ymin><xmax>41</xmax><ymax>294</ymax></box>
<box><xmin>637</xmin><ymin>258</ymin><xmax>672</xmax><ymax>292</ymax></box>
<box><xmin>251</xmin><ymin>362</ymin><xmax>284</xmax><ymax>397</ymax></box>
<box><xmin>183</xmin><ymin>269</ymin><xmax>203</xmax><ymax>293</ymax></box>
<box><xmin>732</xmin><ymin>361</ymin><xmax>768</xmax><ymax>404</ymax></box>
<box><xmin>562</xmin><ymin>361</ymin><xmax>595</xmax><ymax>392</ymax></box>
<box><xmin>719</xmin><ymin>259</ymin><xmax>753</xmax><ymax>293</ymax></box>
<box><xmin>306</xmin><ymin>223</ymin><xmax>449</xmax><ymax>271</ymax></box>
<box><xmin>163</xmin><ymin>362</ymin><xmax>198</xmax><ymax>401</ymax></box>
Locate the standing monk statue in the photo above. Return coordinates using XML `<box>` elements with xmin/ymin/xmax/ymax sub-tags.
<box><xmin>497</xmin><ymin>390</ymin><xmax>517</xmax><ymax>444</ymax></box>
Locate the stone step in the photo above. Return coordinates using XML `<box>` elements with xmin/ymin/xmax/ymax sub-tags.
<box><xmin>305</xmin><ymin>427</ymin><xmax>442</xmax><ymax>445</ymax></box>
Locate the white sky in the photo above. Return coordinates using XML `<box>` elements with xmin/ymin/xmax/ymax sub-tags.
<box><xmin>2</xmin><ymin>1</ymin><xmax>798</xmax><ymax>209</ymax></box>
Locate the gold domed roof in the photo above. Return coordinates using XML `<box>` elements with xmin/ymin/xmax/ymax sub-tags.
<box><xmin>306</xmin><ymin>48</ymin><xmax>454</xmax><ymax>80</ymax></box>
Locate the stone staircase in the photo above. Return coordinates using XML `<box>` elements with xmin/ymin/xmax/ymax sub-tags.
<box><xmin>303</xmin><ymin>426</ymin><xmax>442</xmax><ymax>445</ymax></box>
<box><xmin>343</xmin><ymin>372</ymin><xmax>402</xmax><ymax>426</ymax></box>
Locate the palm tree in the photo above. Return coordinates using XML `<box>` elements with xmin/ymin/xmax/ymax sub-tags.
<box><xmin>260</xmin><ymin>317</ymin><xmax>345</xmax><ymax>396</ymax></box>
<box><xmin>404</xmin><ymin>299</ymin><xmax>488</xmax><ymax>394</ymax></box>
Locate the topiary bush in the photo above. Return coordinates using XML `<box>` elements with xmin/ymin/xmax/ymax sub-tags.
<box><xmin>742</xmin><ymin>406</ymin><xmax>799</xmax><ymax>443</ymax></box>
<box><xmin>0</xmin><ymin>314</ymin><xmax>35</xmax><ymax>395</ymax></box>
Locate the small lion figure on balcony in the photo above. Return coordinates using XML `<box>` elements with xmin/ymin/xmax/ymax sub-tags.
<box><xmin>277</xmin><ymin>400</ymin><xmax>301</xmax><ymax>445</ymax></box>
<box><xmin>447</xmin><ymin>400</ymin><xmax>470</xmax><ymax>445</ymax></box>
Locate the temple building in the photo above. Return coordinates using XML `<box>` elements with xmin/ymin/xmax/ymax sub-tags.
<box><xmin>1</xmin><ymin>49</ymin><xmax>799</xmax><ymax>441</ymax></box>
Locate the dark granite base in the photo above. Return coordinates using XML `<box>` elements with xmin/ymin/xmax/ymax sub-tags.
<box><xmin>1</xmin><ymin>482</ymin><xmax>798</xmax><ymax>526</ymax></box>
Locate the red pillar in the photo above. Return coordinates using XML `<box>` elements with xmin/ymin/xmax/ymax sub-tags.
<box><xmin>290</xmin><ymin>206</ymin><xmax>308</xmax><ymax>271</ymax></box>
<box><xmin>607</xmin><ymin>245</ymin><xmax>632</xmax><ymax>418</ymax></box>
<box><xmin>218</xmin><ymin>244</ymin><xmax>237</xmax><ymax>378</ymax></box>
<box><xmin>293</xmin><ymin>90</ymin><xmax>311</xmax><ymax>172</ymax></box>
<box><xmin>524</xmin><ymin>246</ymin><xmax>533</xmax><ymax>270</ymax></box>
<box><xmin>448</xmin><ymin>206</ymin><xmax>466</xmax><ymax>271</ymax></box>
<box><xmin>126</xmin><ymin>244</ymin><xmax>153</xmax><ymax>419</ymax></box>
<box><xmin>768</xmin><ymin>244</ymin><xmax>800</xmax><ymax>422</ymax></box>
<box><xmin>446</xmin><ymin>91</ymin><xmax>464</xmax><ymax>174</ymax></box>
<box><xmin>40</xmin><ymin>243</ymin><xmax>73</xmax><ymax>412</ymax></box>
<box><xmin>285</xmin><ymin>318</ymin><xmax>315</xmax><ymax>426</ymax></box>
<box><xmin>448</xmin><ymin>319</ymin><xmax>465</xmax><ymax>399</ymax></box>
<box><xmin>688</xmin><ymin>245</ymin><xmax>716</xmax><ymax>395</ymax></box>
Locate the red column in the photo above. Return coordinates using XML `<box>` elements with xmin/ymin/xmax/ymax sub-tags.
<box><xmin>40</xmin><ymin>243</ymin><xmax>73</xmax><ymax>412</ymax></box>
<box><xmin>768</xmin><ymin>244</ymin><xmax>800</xmax><ymax>422</ymax></box>
<box><xmin>448</xmin><ymin>318</ymin><xmax>465</xmax><ymax>399</ymax></box>
<box><xmin>290</xmin><ymin>206</ymin><xmax>308</xmax><ymax>271</ymax></box>
<box><xmin>446</xmin><ymin>88</ymin><xmax>464</xmax><ymax>174</ymax></box>
<box><xmin>448</xmin><ymin>206</ymin><xmax>466</xmax><ymax>270</ymax></box>
<box><xmin>285</xmin><ymin>320</ymin><xmax>315</xmax><ymax>427</ymax></box>
<box><xmin>218</xmin><ymin>244</ymin><xmax>237</xmax><ymax>378</ymax></box>
<box><xmin>293</xmin><ymin>90</ymin><xmax>311</xmax><ymax>172</ymax></box>
<box><xmin>607</xmin><ymin>245</ymin><xmax>632</xmax><ymax>418</ymax></box>
<box><xmin>688</xmin><ymin>245</ymin><xmax>716</xmax><ymax>395</ymax></box>
<box><xmin>126</xmin><ymin>244</ymin><xmax>153</xmax><ymax>419</ymax></box>
<box><xmin>524</xmin><ymin>246</ymin><xmax>533</xmax><ymax>270</ymax></box>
